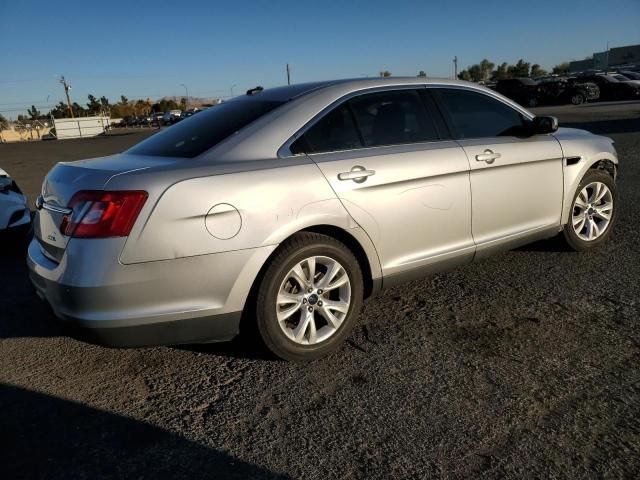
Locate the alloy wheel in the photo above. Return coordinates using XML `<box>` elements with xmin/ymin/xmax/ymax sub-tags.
<box><xmin>572</xmin><ymin>181</ymin><xmax>613</xmax><ymax>241</ymax></box>
<box><xmin>276</xmin><ymin>256</ymin><xmax>351</xmax><ymax>345</ymax></box>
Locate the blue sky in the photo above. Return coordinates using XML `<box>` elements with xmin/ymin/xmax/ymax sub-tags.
<box><xmin>1</xmin><ymin>0</ymin><xmax>639</xmax><ymax>118</ymax></box>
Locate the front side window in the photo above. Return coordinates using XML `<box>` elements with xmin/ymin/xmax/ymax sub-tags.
<box><xmin>128</xmin><ymin>97</ymin><xmax>285</xmax><ymax>158</ymax></box>
<box><xmin>434</xmin><ymin>88</ymin><xmax>528</xmax><ymax>139</ymax></box>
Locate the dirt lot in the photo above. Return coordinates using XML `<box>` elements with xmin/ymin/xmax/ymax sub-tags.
<box><xmin>1</xmin><ymin>103</ymin><xmax>640</xmax><ymax>479</ymax></box>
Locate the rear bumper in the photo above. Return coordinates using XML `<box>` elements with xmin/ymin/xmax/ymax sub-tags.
<box><xmin>54</xmin><ymin>305</ymin><xmax>240</xmax><ymax>348</ymax></box>
<box><xmin>27</xmin><ymin>237</ymin><xmax>276</xmax><ymax>347</ymax></box>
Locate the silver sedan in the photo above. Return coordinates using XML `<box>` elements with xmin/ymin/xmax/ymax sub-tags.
<box><xmin>28</xmin><ymin>78</ymin><xmax>619</xmax><ymax>361</ymax></box>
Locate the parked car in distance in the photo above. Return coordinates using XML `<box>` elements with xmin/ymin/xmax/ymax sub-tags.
<box><xmin>181</xmin><ymin>108</ymin><xmax>201</xmax><ymax>119</ymax></box>
<box><xmin>613</xmin><ymin>69</ymin><xmax>640</xmax><ymax>80</ymax></box>
<box><xmin>575</xmin><ymin>74</ymin><xmax>640</xmax><ymax>101</ymax></box>
<box><xmin>536</xmin><ymin>77</ymin><xmax>599</xmax><ymax>105</ymax></box>
<box><xmin>0</xmin><ymin>167</ymin><xmax>31</xmax><ymax>240</ymax></box>
<box><xmin>28</xmin><ymin>78</ymin><xmax>619</xmax><ymax>361</ymax></box>
<box><xmin>494</xmin><ymin>77</ymin><xmax>541</xmax><ymax>107</ymax></box>
<box><xmin>152</xmin><ymin>112</ymin><xmax>165</xmax><ymax>126</ymax></box>
<box><xmin>162</xmin><ymin>110</ymin><xmax>183</xmax><ymax>125</ymax></box>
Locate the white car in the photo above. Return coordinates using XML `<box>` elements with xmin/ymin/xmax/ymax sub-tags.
<box><xmin>0</xmin><ymin>168</ymin><xmax>31</xmax><ymax>237</ymax></box>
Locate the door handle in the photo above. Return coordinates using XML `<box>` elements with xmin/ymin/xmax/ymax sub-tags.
<box><xmin>337</xmin><ymin>166</ymin><xmax>376</xmax><ymax>183</ymax></box>
<box><xmin>475</xmin><ymin>150</ymin><xmax>501</xmax><ymax>164</ymax></box>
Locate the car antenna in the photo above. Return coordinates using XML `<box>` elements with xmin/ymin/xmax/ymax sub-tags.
<box><xmin>246</xmin><ymin>86</ymin><xmax>264</xmax><ymax>96</ymax></box>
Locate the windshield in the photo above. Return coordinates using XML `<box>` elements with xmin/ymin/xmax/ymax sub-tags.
<box><xmin>128</xmin><ymin>97</ymin><xmax>285</xmax><ymax>158</ymax></box>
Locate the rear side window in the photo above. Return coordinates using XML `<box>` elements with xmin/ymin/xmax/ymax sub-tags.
<box><xmin>349</xmin><ymin>90</ymin><xmax>438</xmax><ymax>147</ymax></box>
<box><xmin>292</xmin><ymin>104</ymin><xmax>362</xmax><ymax>154</ymax></box>
<box><xmin>434</xmin><ymin>88</ymin><xmax>527</xmax><ymax>138</ymax></box>
<box><xmin>128</xmin><ymin>98</ymin><xmax>284</xmax><ymax>158</ymax></box>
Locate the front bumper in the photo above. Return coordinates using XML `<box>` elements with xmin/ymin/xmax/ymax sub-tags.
<box><xmin>27</xmin><ymin>238</ymin><xmax>276</xmax><ymax>347</ymax></box>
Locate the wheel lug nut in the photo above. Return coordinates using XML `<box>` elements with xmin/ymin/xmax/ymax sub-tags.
<box><xmin>308</xmin><ymin>288</ymin><xmax>313</xmax><ymax>293</ymax></box>
<box><xmin>302</xmin><ymin>298</ymin><xmax>307</xmax><ymax>304</ymax></box>
<box><xmin>318</xmin><ymin>301</ymin><xmax>323</xmax><ymax>307</ymax></box>
<box><xmin>308</xmin><ymin>307</ymin><xmax>313</xmax><ymax>312</ymax></box>
<box><xmin>317</xmin><ymin>289</ymin><xmax>323</xmax><ymax>294</ymax></box>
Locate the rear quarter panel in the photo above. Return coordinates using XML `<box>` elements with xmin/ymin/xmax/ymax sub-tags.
<box><xmin>118</xmin><ymin>161</ymin><xmax>361</xmax><ymax>264</ymax></box>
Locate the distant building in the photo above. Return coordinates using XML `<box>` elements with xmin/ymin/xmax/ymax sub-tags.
<box><xmin>608</xmin><ymin>44</ymin><xmax>640</xmax><ymax>67</ymax></box>
<box><xmin>569</xmin><ymin>43</ymin><xmax>640</xmax><ymax>72</ymax></box>
<box><xmin>569</xmin><ymin>58</ymin><xmax>594</xmax><ymax>72</ymax></box>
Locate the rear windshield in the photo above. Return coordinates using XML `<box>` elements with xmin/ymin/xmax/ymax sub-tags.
<box><xmin>128</xmin><ymin>98</ymin><xmax>285</xmax><ymax>158</ymax></box>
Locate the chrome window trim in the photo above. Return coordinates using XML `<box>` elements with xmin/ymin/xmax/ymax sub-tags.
<box><xmin>277</xmin><ymin>83</ymin><xmax>534</xmax><ymax>158</ymax></box>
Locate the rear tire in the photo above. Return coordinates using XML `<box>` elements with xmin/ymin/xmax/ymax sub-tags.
<box><xmin>562</xmin><ymin>169</ymin><xmax>617</xmax><ymax>251</ymax></box>
<box><xmin>255</xmin><ymin>232</ymin><xmax>363</xmax><ymax>362</ymax></box>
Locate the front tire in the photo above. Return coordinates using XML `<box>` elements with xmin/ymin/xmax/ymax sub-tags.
<box><xmin>571</xmin><ymin>93</ymin><xmax>585</xmax><ymax>105</ymax></box>
<box><xmin>563</xmin><ymin>169</ymin><xmax>617</xmax><ymax>251</ymax></box>
<box><xmin>255</xmin><ymin>232</ymin><xmax>364</xmax><ymax>361</ymax></box>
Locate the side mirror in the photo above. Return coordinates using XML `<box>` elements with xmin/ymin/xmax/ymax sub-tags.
<box><xmin>531</xmin><ymin>115</ymin><xmax>558</xmax><ymax>134</ymax></box>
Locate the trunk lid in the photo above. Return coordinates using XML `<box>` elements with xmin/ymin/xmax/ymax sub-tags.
<box><xmin>34</xmin><ymin>154</ymin><xmax>160</xmax><ymax>262</ymax></box>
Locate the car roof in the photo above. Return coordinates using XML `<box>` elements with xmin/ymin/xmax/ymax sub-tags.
<box><xmin>248</xmin><ymin>77</ymin><xmax>475</xmax><ymax>102</ymax></box>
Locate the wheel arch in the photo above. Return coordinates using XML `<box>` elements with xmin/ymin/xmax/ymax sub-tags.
<box><xmin>561</xmin><ymin>155</ymin><xmax>618</xmax><ymax>225</ymax></box>
<box><xmin>237</xmin><ymin>224</ymin><xmax>382</xmax><ymax>338</ymax></box>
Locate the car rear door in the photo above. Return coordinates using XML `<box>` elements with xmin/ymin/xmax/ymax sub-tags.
<box><xmin>431</xmin><ymin>87</ymin><xmax>564</xmax><ymax>259</ymax></box>
<box><xmin>291</xmin><ymin>87</ymin><xmax>474</xmax><ymax>284</ymax></box>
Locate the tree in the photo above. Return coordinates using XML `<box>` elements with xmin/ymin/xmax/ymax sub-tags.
<box><xmin>458</xmin><ymin>70</ymin><xmax>472</xmax><ymax>81</ymax></box>
<box><xmin>86</xmin><ymin>94</ymin><xmax>102</xmax><ymax>115</ymax></box>
<box><xmin>552</xmin><ymin>62</ymin><xmax>570</xmax><ymax>74</ymax></box>
<box><xmin>28</xmin><ymin>105</ymin><xmax>41</xmax><ymax>120</ymax></box>
<box><xmin>468</xmin><ymin>64</ymin><xmax>484</xmax><ymax>82</ymax></box>
<box><xmin>72</xmin><ymin>102</ymin><xmax>86</xmax><ymax>117</ymax></box>
<box><xmin>458</xmin><ymin>59</ymin><xmax>494</xmax><ymax>82</ymax></box>
<box><xmin>49</xmin><ymin>101</ymin><xmax>70</xmax><ymax>119</ymax></box>
<box><xmin>0</xmin><ymin>113</ymin><xmax>8</xmax><ymax>142</ymax></box>
<box><xmin>479</xmin><ymin>59</ymin><xmax>495</xmax><ymax>81</ymax></box>
<box><xmin>134</xmin><ymin>99</ymin><xmax>151</xmax><ymax>115</ymax></box>
<box><xmin>530</xmin><ymin>64</ymin><xmax>548</xmax><ymax>78</ymax></box>
<box><xmin>379</xmin><ymin>70</ymin><xmax>392</xmax><ymax>77</ymax></box>
<box><xmin>492</xmin><ymin>62</ymin><xmax>510</xmax><ymax>80</ymax></box>
<box><xmin>180</xmin><ymin>97</ymin><xmax>187</xmax><ymax>109</ymax></box>
<box><xmin>508</xmin><ymin>59</ymin><xmax>531</xmax><ymax>78</ymax></box>
<box><xmin>417</xmin><ymin>70</ymin><xmax>427</xmax><ymax>78</ymax></box>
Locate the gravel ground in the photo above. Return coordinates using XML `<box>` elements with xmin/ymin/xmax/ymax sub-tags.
<box><xmin>1</xmin><ymin>104</ymin><xmax>639</xmax><ymax>479</ymax></box>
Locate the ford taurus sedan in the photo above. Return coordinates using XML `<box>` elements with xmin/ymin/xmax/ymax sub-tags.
<box><xmin>28</xmin><ymin>78</ymin><xmax>619</xmax><ymax>361</ymax></box>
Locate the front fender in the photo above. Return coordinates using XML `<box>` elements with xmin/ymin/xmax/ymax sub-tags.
<box><xmin>554</xmin><ymin>129</ymin><xmax>618</xmax><ymax>225</ymax></box>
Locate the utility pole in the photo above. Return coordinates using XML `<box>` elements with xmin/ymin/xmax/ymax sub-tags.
<box><xmin>286</xmin><ymin>63</ymin><xmax>291</xmax><ymax>85</ymax></box>
<box><xmin>59</xmin><ymin>76</ymin><xmax>74</xmax><ymax>118</ymax></box>
<box><xmin>453</xmin><ymin>56</ymin><xmax>458</xmax><ymax>79</ymax></box>
<box><xmin>180</xmin><ymin>83</ymin><xmax>189</xmax><ymax>110</ymax></box>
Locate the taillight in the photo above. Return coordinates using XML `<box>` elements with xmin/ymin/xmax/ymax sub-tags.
<box><xmin>60</xmin><ymin>190</ymin><xmax>148</xmax><ymax>238</ymax></box>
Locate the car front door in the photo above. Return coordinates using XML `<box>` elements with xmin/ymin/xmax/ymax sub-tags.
<box><xmin>290</xmin><ymin>88</ymin><xmax>474</xmax><ymax>284</ymax></box>
<box><xmin>432</xmin><ymin>87</ymin><xmax>564</xmax><ymax>259</ymax></box>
